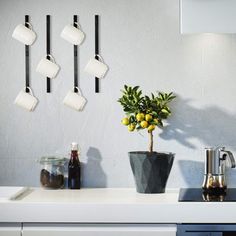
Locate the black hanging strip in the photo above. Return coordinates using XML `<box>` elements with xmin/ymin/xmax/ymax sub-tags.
<box><xmin>95</xmin><ymin>15</ymin><xmax>99</xmax><ymax>93</ymax></box>
<box><xmin>46</xmin><ymin>15</ymin><xmax>51</xmax><ymax>93</ymax></box>
<box><xmin>25</xmin><ymin>15</ymin><xmax>30</xmax><ymax>93</ymax></box>
<box><xmin>73</xmin><ymin>15</ymin><xmax>78</xmax><ymax>93</ymax></box>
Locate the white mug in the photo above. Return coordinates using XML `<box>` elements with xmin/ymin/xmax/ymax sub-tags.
<box><xmin>63</xmin><ymin>88</ymin><xmax>86</xmax><ymax>111</ymax></box>
<box><xmin>60</xmin><ymin>23</ymin><xmax>85</xmax><ymax>45</ymax></box>
<box><xmin>36</xmin><ymin>55</ymin><xmax>60</xmax><ymax>79</ymax></box>
<box><xmin>14</xmin><ymin>87</ymin><xmax>38</xmax><ymax>111</ymax></box>
<box><xmin>12</xmin><ymin>23</ymin><xmax>37</xmax><ymax>45</ymax></box>
<box><xmin>84</xmin><ymin>55</ymin><xmax>108</xmax><ymax>79</ymax></box>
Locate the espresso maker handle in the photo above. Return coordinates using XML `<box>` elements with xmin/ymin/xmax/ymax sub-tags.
<box><xmin>223</xmin><ymin>150</ymin><xmax>236</xmax><ymax>168</ymax></box>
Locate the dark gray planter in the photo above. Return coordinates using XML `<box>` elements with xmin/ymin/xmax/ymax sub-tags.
<box><xmin>129</xmin><ymin>151</ymin><xmax>175</xmax><ymax>194</ymax></box>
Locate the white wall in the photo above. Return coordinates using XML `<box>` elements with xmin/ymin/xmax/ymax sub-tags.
<box><xmin>1</xmin><ymin>0</ymin><xmax>236</xmax><ymax>188</ymax></box>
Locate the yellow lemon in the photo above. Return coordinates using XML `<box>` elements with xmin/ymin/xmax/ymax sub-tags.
<box><xmin>161</xmin><ymin>109</ymin><xmax>169</xmax><ymax>114</ymax></box>
<box><xmin>147</xmin><ymin>125</ymin><xmax>155</xmax><ymax>132</ymax></box>
<box><xmin>136</xmin><ymin>113</ymin><xmax>145</xmax><ymax>122</ymax></box>
<box><xmin>140</xmin><ymin>121</ymin><xmax>148</xmax><ymax>128</ymax></box>
<box><xmin>145</xmin><ymin>114</ymin><xmax>152</xmax><ymax>122</ymax></box>
<box><xmin>128</xmin><ymin>124</ymin><xmax>136</xmax><ymax>132</ymax></box>
<box><xmin>122</xmin><ymin>117</ymin><xmax>129</xmax><ymax>126</ymax></box>
<box><xmin>153</xmin><ymin>118</ymin><xmax>159</xmax><ymax>125</ymax></box>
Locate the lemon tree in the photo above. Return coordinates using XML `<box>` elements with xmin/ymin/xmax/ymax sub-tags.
<box><xmin>118</xmin><ymin>85</ymin><xmax>176</xmax><ymax>153</ymax></box>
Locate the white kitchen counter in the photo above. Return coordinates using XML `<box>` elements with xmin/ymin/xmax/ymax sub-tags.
<box><xmin>0</xmin><ymin>188</ymin><xmax>235</xmax><ymax>223</ymax></box>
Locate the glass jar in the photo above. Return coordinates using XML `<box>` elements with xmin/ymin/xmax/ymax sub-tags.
<box><xmin>39</xmin><ymin>156</ymin><xmax>67</xmax><ymax>189</ymax></box>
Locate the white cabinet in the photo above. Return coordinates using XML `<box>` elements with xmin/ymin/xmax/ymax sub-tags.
<box><xmin>0</xmin><ymin>224</ymin><xmax>21</xmax><ymax>236</ymax></box>
<box><xmin>23</xmin><ymin>224</ymin><xmax>176</xmax><ymax>236</ymax></box>
<box><xmin>180</xmin><ymin>0</ymin><xmax>236</xmax><ymax>34</ymax></box>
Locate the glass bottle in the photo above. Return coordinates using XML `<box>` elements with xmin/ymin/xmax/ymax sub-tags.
<box><xmin>68</xmin><ymin>142</ymin><xmax>81</xmax><ymax>189</ymax></box>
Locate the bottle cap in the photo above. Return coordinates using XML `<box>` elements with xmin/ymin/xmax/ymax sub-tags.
<box><xmin>71</xmin><ymin>142</ymin><xmax>78</xmax><ymax>151</ymax></box>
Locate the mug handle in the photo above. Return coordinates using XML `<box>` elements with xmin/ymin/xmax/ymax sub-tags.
<box><xmin>25</xmin><ymin>22</ymin><xmax>33</xmax><ymax>30</ymax></box>
<box><xmin>73</xmin><ymin>22</ymin><xmax>81</xmax><ymax>29</ymax></box>
<box><xmin>73</xmin><ymin>87</ymin><xmax>82</xmax><ymax>95</ymax></box>
<box><xmin>94</xmin><ymin>54</ymin><xmax>104</xmax><ymax>62</ymax></box>
<box><xmin>46</xmin><ymin>54</ymin><xmax>55</xmax><ymax>63</ymax></box>
<box><xmin>24</xmin><ymin>87</ymin><xmax>34</xmax><ymax>95</ymax></box>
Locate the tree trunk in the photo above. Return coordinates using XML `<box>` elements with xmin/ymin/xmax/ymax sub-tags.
<box><xmin>148</xmin><ymin>131</ymin><xmax>153</xmax><ymax>153</ymax></box>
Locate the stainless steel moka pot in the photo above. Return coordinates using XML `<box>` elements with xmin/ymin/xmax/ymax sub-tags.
<box><xmin>202</xmin><ymin>147</ymin><xmax>236</xmax><ymax>193</ymax></box>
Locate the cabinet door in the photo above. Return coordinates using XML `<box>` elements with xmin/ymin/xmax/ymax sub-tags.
<box><xmin>23</xmin><ymin>224</ymin><xmax>177</xmax><ymax>236</ymax></box>
<box><xmin>0</xmin><ymin>224</ymin><xmax>21</xmax><ymax>236</ymax></box>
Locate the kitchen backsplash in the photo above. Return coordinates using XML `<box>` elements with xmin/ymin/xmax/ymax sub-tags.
<box><xmin>1</xmin><ymin>0</ymin><xmax>236</xmax><ymax>187</ymax></box>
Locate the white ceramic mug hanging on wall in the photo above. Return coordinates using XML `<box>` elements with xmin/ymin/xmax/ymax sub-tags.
<box><xmin>84</xmin><ymin>55</ymin><xmax>108</xmax><ymax>79</ymax></box>
<box><xmin>12</xmin><ymin>23</ymin><xmax>37</xmax><ymax>45</ymax></box>
<box><xmin>60</xmin><ymin>22</ymin><xmax>85</xmax><ymax>45</ymax></box>
<box><xmin>63</xmin><ymin>87</ymin><xmax>86</xmax><ymax>111</ymax></box>
<box><xmin>14</xmin><ymin>87</ymin><xmax>38</xmax><ymax>111</ymax></box>
<box><xmin>36</xmin><ymin>54</ymin><xmax>60</xmax><ymax>79</ymax></box>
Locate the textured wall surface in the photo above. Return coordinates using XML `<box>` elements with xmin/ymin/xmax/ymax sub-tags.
<box><xmin>1</xmin><ymin>0</ymin><xmax>236</xmax><ymax>188</ymax></box>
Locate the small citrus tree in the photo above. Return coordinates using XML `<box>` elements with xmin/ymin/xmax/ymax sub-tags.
<box><xmin>118</xmin><ymin>85</ymin><xmax>176</xmax><ymax>153</ymax></box>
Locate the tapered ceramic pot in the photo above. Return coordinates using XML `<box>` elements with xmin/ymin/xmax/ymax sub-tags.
<box><xmin>129</xmin><ymin>151</ymin><xmax>175</xmax><ymax>194</ymax></box>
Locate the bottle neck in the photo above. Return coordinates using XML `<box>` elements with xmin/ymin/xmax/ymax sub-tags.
<box><xmin>71</xmin><ymin>150</ymin><xmax>79</xmax><ymax>161</ymax></box>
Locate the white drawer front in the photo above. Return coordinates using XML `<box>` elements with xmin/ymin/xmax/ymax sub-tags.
<box><xmin>0</xmin><ymin>224</ymin><xmax>21</xmax><ymax>236</ymax></box>
<box><xmin>23</xmin><ymin>224</ymin><xmax>176</xmax><ymax>236</ymax></box>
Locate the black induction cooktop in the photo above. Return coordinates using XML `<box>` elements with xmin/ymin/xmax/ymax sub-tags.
<box><xmin>179</xmin><ymin>188</ymin><xmax>236</xmax><ymax>202</ymax></box>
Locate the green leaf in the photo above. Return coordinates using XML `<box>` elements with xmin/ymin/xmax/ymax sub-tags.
<box><xmin>124</xmin><ymin>108</ymin><xmax>131</xmax><ymax>112</ymax></box>
<box><xmin>133</xmin><ymin>86</ymin><xmax>139</xmax><ymax>92</ymax></box>
<box><xmin>158</xmin><ymin>120</ymin><xmax>164</xmax><ymax>127</ymax></box>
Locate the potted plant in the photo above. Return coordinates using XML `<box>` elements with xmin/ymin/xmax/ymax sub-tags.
<box><xmin>118</xmin><ymin>85</ymin><xmax>176</xmax><ymax>193</ymax></box>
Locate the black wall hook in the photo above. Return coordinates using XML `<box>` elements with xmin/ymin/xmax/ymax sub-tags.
<box><xmin>25</xmin><ymin>15</ymin><xmax>30</xmax><ymax>93</ymax></box>
<box><xmin>46</xmin><ymin>15</ymin><xmax>51</xmax><ymax>93</ymax></box>
<box><xmin>74</xmin><ymin>15</ymin><xmax>79</xmax><ymax>93</ymax></box>
<box><xmin>95</xmin><ymin>15</ymin><xmax>99</xmax><ymax>93</ymax></box>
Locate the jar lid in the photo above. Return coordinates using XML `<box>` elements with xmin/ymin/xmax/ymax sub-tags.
<box><xmin>39</xmin><ymin>156</ymin><xmax>67</xmax><ymax>165</ymax></box>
